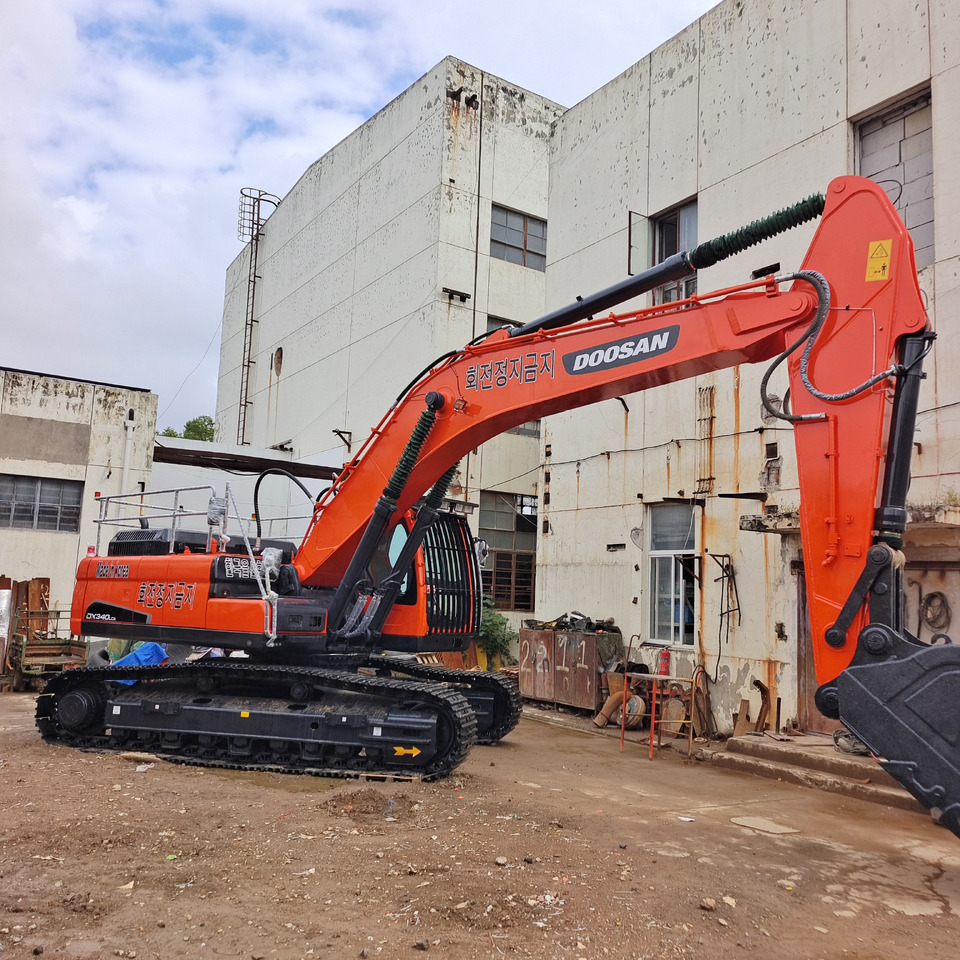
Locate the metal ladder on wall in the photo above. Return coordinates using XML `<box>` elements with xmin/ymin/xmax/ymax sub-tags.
<box><xmin>236</xmin><ymin>188</ymin><xmax>281</xmax><ymax>445</ymax></box>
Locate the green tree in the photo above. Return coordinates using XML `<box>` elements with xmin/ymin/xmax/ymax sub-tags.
<box><xmin>183</xmin><ymin>415</ymin><xmax>215</xmax><ymax>441</ymax></box>
<box><xmin>157</xmin><ymin>415</ymin><xmax>215</xmax><ymax>441</ymax></box>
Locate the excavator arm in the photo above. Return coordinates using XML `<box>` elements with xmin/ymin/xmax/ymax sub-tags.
<box><xmin>296</xmin><ymin>176</ymin><xmax>960</xmax><ymax>830</ymax></box>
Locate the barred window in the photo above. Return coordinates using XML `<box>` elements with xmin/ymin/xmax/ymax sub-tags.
<box><xmin>479</xmin><ymin>491</ymin><xmax>537</xmax><ymax>611</ymax></box>
<box><xmin>0</xmin><ymin>475</ymin><xmax>83</xmax><ymax>533</ymax></box>
<box><xmin>857</xmin><ymin>92</ymin><xmax>933</xmax><ymax>269</ymax></box>
<box><xmin>483</xmin><ymin>551</ymin><xmax>535</xmax><ymax>611</ymax></box>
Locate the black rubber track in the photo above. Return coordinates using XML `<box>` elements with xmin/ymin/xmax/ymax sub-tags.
<box><xmin>36</xmin><ymin>660</ymin><xmax>477</xmax><ymax>781</ymax></box>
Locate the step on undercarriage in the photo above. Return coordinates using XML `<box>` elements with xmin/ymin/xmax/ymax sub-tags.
<box><xmin>36</xmin><ymin>660</ymin><xmax>478</xmax><ymax>779</ymax></box>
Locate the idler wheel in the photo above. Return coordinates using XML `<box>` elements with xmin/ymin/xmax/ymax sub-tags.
<box><xmin>290</xmin><ymin>680</ymin><xmax>313</xmax><ymax>701</ymax></box>
<box><xmin>56</xmin><ymin>685</ymin><xmax>106</xmax><ymax>733</ymax></box>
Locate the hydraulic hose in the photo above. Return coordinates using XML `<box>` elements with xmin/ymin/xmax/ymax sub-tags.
<box><xmin>328</xmin><ymin>394</ymin><xmax>445</xmax><ymax>637</ymax></box>
<box><xmin>759</xmin><ymin>270</ymin><xmax>934</xmax><ymax>423</ymax></box>
<box><xmin>252</xmin><ymin>468</ymin><xmax>315</xmax><ymax>545</ymax></box>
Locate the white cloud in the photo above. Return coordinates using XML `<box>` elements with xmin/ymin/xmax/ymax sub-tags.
<box><xmin>1</xmin><ymin>0</ymin><xmax>718</xmax><ymax>432</ymax></box>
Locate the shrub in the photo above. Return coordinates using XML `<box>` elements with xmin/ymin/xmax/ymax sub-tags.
<box><xmin>478</xmin><ymin>595</ymin><xmax>518</xmax><ymax>665</ymax></box>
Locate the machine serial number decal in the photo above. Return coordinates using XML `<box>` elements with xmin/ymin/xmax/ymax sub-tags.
<box><xmin>562</xmin><ymin>325</ymin><xmax>679</xmax><ymax>375</ymax></box>
<box><xmin>222</xmin><ymin>556</ymin><xmax>264</xmax><ymax>579</ymax></box>
<box><xmin>137</xmin><ymin>581</ymin><xmax>197</xmax><ymax>610</ymax></box>
<box><xmin>96</xmin><ymin>561</ymin><xmax>130</xmax><ymax>579</ymax></box>
<box><xmin>464</xmin><ymin>349</ymin><xmax>556</xmax><ymax>391</ymax></box>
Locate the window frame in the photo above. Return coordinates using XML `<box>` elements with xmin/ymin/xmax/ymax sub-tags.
<box><xmin>0</xmin><ymin>474</ymin><xmax>83</xmax><ymax>534</ymax></box>
<box><xmin>482</xmin><ymin>549</ymin><xmax>536</xmax><ymax>612</ymax></box>
<box><xmin>506</xmin><ymin>420</ymin><xmax>541</xmax><ymax>438</ymax></box>
<box><xmin>478</xmin><ymin>490</ymin><xmax>538</xmax><ymax>611</ymax></box>
<box><xmin>651</xmin><ymin>200</ymin><xmax>698</xmax><ymax>305</ymax></box>
<box><xmin>490</xmin><ymin>205</ymin><xmax>547</xmax><ymax>272</ymax></box>
<box><xmin>367</xmin><ymin>521</ymin><xmax>417</xmax><ymax>605</ymax></box>
<box><xmin>647</xmin><ymin>502</ymin><xmax>697</xmax><ymax>646</ymax></box>
<box><xmin>856</xmin><ymin>91</ymin><xmax>933</xmax><ymax>270</ymax></box>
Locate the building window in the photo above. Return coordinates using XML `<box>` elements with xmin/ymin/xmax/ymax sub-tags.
<box><xmin>652</xmin><ymin>200</ymin><xmax>697</xmax><ymax>304</ymax></box>
<box><xmin>479</xmin><ymin>491</ymin><xmax>537</xmax><ymax>610</ymax></box>
<box><xmin>506</xmin><ymin>420</ymin><xmax>541</xmax><ymax>438</ymax></box>
<box><xmin>857</xmin><ymin>92</ymin><xmax>933</xmax><ymax>269</ymax></box>
<box><xmin>491</xmin><ymin>206</ymin><xmax>547</xmax><ymax>271</ymax></box>
<box><xmin>648</xmin><ymin>502</ymin><xmax>696</xmax><ymax>645</ymax></box>
<box><xmin>0</xmin><ymin>475</ymin><xmax>83</xmax><ymax>533</ymax></box>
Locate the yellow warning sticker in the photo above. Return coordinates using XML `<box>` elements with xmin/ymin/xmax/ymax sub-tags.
<box><xmin>240</xmin><ymin>711</ymin><xmax>250</xmax><ymax>718</ymax></box>
<box><xmin>865</xmin><ymin>240</ymin><xmax>892</xmax><ymax>282</ymax></box>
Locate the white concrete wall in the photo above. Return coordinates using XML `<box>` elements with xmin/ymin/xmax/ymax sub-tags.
<box><xmin>542</xmin><ymin>0</ymin><xmax>960</xmax><ymax>729</ymax></box>
<box><xmin>0</xmin><ymin>370</ymin><xmax>157</xmax><ymax>612</ymax></box>
<box><xmin>215</xmin><ymin>58</ymin><xmax>563</xmax><ymax>613</ymax></box>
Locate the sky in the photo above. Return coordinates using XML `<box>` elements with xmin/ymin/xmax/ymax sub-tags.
<box><xmin>2</xmin><ymin>0</ymin><xmax>719</xmax><ymax>435</ymax></box>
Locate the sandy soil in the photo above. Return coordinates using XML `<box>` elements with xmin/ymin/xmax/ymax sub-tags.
<box><xmin>2</xmin><ymin>692</ymin><xmax>960</xmax><ymax>960</ymax></box>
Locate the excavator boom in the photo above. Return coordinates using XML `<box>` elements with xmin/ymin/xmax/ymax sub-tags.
<box><xmin>48</xmin><ymin>177</ymin><xmax>960</xmax><ymax>833</ymax></box>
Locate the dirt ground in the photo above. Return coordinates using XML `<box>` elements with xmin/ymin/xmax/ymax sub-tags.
<box><xmin>2</xmin><ymin>692</ymin><xmax>960</xmax><ymax>960</ymax></box>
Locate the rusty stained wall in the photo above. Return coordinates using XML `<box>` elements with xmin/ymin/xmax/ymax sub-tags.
<box><xmin>539</xmin><ymin>0</ymin><xmax>960</xmax><ymax>732</ymax></box>
<box><xmin>0</xmin><ymin>369</ymin><xmax>157</xmax><ymax>612</ymax></box>
<box><xmin>901</xmin><ymin>521</ymin><xmax>960</xmax><ymax>647</ymax></box>
<box><xmin>1</xmin><ymin>371</ymin><xmax>93</xmax><ymax>469</ymax></box>
<box><xmin>538</xmin><ymin>395</ymin><xmax>804</xmax><ymax>727</ymax></box>
<box><xmin>215</xmin><ymin>55</ymin><xmax>561</xmax><ymax>500</ymax></box>
<box><xmin>0</xmin><ymin>415</ymin><xmax>91</xmax><ymax>467</ymax></box>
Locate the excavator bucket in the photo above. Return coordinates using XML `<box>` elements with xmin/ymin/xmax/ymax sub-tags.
<box><xmin>839</xmin><ymin>643</ymin><xmax>960</xmax><ymax>836</ymax></box>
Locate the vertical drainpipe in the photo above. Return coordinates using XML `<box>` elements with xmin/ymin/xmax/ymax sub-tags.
<box><xmin>119</xmin><ymin>408</ymin><xmax>135</xmax><ymax>517</ymax></box>
<box><xmin>464</xmin><ymin>71</ymin><xmax>486</xmax><ymax>508</ymax></box>
<box><xmin>471</xmin><ymin>71</ymin><xmax>485</xmax><ymax>339</ymax></box>
<box><xmin>698</xmin><ymin>502</ymin><xmax>707</xmax><ymax>670</ymax></box>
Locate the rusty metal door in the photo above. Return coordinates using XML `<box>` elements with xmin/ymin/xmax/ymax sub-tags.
<box><xmin>519</xmin><ymin>629</ymin><xmax>555</xmax><ymax>701</ymax></box>
<box><xmin>553</xmin><ymin>632</ymin><xmax>600</xmax><ymax>710</ymax></box>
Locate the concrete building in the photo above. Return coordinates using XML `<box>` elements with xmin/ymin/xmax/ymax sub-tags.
<box><xmin>211</xmin><ymin>0</ymin><xmax>958</xmax><ymax>734</ymax></box>
<box><xmin>216</xmin><ymin>57</ymin><xmax>564</xmax><ymax>623</ymax></box>
<box><xmin>0</xmin><ymin>368</ymin><xmax>157</xmax><ymax>612</ymax></box>
<box><xmin>541</xmin><ymin>0</ymin><xmax>958</xmax><ymax>729</ymax></box>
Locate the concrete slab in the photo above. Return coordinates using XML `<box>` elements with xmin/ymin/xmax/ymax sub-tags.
<box><xmin>521</xmin><ymin>700</ymin><xmax>929</xmax><ymax>816</ymax></box>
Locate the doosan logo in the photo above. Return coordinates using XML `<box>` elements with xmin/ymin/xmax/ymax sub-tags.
<box><xmin>562</xmin><ymin>325</ymin><xmax>679</xmax><ymax>375</ymax></box>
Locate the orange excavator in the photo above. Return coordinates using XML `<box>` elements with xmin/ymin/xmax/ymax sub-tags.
<box><xmin>38</xmin><ymin>177</ymin><xmax>959</xmax><ymax>835</ymax></box>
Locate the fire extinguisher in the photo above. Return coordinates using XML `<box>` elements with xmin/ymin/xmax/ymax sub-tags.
<box><xmin>657</xmin><ymin>649</ymin><xmax>671</xmax><ymax>676</ymax></box>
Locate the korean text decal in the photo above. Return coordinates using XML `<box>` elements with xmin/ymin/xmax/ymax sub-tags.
<box><xmin>138</xmin><ymin>582</ymin><xmax>197</xmax><ymax>611</ymax></box>
<box><xmin>464</xmin><ymin>349</ymin><xmax>556</xmax><ymax>392</ymax></box>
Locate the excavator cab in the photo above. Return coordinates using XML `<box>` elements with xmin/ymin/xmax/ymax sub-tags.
<box><xmin>374</xmin><ymin>509</ymin><xmax>483</xmax><ymax>654</ymax></box>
